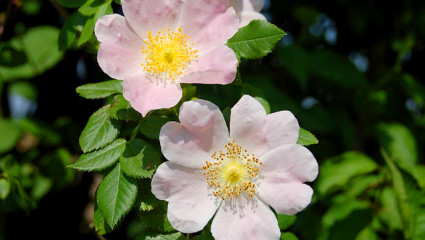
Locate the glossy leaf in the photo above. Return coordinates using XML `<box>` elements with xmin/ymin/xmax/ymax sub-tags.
<box><xmin>97</xmin><ymin>163</ymin><xmax>138</xmax><ymax>228</ymax></box>
<box><xmin>76</xmin><ymin>80</ymin><xmax>123</xmax><ymax>99</ymax></box>
<box><xmin>120</xmin><ymin>139</ymin><xmax>161</xmax><ymax>179</ymax></box>
<box><xmin>70</xmin><ymin>139</ymin><xmax>126</xmax><ymax>171</ymax></box>
<box><xmin>79</xmin><ymin>105</ymin><xmax>120</xmax><ymax>153</ymax></box>
<box><xmin>108</xmin><ymin>95</ymin><xmax>142</xmax><ymax>121</ymax></box>
<box><xmin>227</xmin><ymin>20</ymin><xmax>286</xmax><ymax>59</ymax></box>
<box><xmin>78</xmin><ymin>2</ymin><xmax>112</xmax><ymax>46</ymax></box>
<box><xmin>297</xmin><ymin>128</ymin><xmax>319</xmax><ymax>146</ymax></box>
<box><xmin>94</xmin><ymin>200</ymin><xmax>112</xmax><ymax>235</ymax></box>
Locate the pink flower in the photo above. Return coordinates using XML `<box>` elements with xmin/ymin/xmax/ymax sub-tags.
<box><xmin>228</xmin><ymin>0</ymin><xmax>267</xmax><ymax>27</ymax></box>
<box><xmin>94</xmin><ymin>0</ymin><xmax>239</xmax><ymax>116</ymax></box>
<box><xmin>152</xmin><ymin>95</ymin><xmax>319</xmax><ymax>239</ymax></box>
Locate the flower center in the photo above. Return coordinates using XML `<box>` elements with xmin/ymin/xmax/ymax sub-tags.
<box><xmin>141</xmin><ymin>28</ymin><xmax>198</xmax><ymax>81</ymax></box>
<box><xmin>203</xmin><ymin>140</ymin><xmax>262</xmax><ymax>200</ymax></box>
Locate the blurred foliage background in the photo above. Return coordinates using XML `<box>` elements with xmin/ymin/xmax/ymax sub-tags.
<box><xmin>1</xmin><ymin>0</ymin><xmax>425</xmax><ymax>239</ymax></box>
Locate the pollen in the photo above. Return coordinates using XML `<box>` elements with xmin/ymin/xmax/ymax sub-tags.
<box><xmin>141</xmin><ymin>28</ymin><xmax>198</xmax><ymax>81</ymax></box>
<box><xmin>203</xmin><ymin>140</ymin><xmax>262</xmax><ymax>201</ymax></box>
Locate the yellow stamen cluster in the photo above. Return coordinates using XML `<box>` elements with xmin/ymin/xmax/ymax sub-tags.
<box><xmin>203</xmin><ymin>140</ymin><xmax>262</xmax><ymax>201</ymax></box>
<box><xmin>141</xmin><ymin>28</ymin><xmax>198</xmax><ymax>81</ymax></box>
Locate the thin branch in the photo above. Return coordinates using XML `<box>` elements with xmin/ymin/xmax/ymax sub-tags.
<box><xmin>0</xmin><ymin>0</ymin><xmax>18</xmax><ymax>40</ymax></box>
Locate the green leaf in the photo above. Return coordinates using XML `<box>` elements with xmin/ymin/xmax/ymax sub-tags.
<box><xmin>79</xmin><ymin>105</ymin><xmax>120</xmax><ymax>153</ymax></box>
<box><xmin>280</xmin><ymin>232</ymin><xmax>299</xmax><ymax>240</ymax></box>
<box><xmin>0</xmin><ymin>119</ymin><xmax>22</xmax><ymax>154</ymax></box>
<box><xmin>227</xmin><ymin>20</ymin><xmax>286</xmax><ymax>59</ymax></box>
<box><xmin>254</xmin><ymin>97</ymin><xmax>271</xmax><ymax>114</ymax></box>
<box><xmin>277</xmin><ymin>214</ymin><xmax>297</xmax><ymax>230</ymax></box>
<box><xmin>70</xmin><ymin>139</ymin><xmax>126</xmax><ymax>171</ymax></box>
<box><xmin>354</xmin><ymin>227</ymin><xmax>380</xmax><ymax>240</ymax></box>
<box><xmin>76</xmin><ymin>80</ymin><xmax>123</xmax><ymax>99</ymax></box>
<box><xmin>413</xmin><ymin>209</ymin><xmax>425</xmax><ymax>240</ymax></box>
<box><xmin>317</xmin><ymin>152</ymin><xmax>377</xmax><ymax>195</ymax></box>
<box><xmin>378</xmin><ymin>187</ymin><xmax>403</xmax><ymax>230</ymax></box>
<box><xmin>108</xmin><ymin>95</ymin><xmax>142</xmax><ymax>121</ymax></box>
<box><xmin>120</xmin><ymin>139</ymin><xmax>161</xmax><ymax>178</ymax></box>
<box><xmin>78</xmin><ymin>2</ymin><xmax>112</xmax><ymax>46</ymax></box>
<box><xmin>136</xmin><ymin>232</ymin><xmax>184</xmax><ymax>240</ymax></box>
<box><xmin>135</xmin><ymin>179</ymin><xmax>159</xmax><ymax>212</ymax></box>
<box><xmin>140</xmin><ymin>213</ymin><xmax>175</xmax><ymax>233</ymax></box>
<box><xmin>381</xmin><ymin>149</ymin><xmax>413</xmax><ymax>239</ymax></box>
<box><xmin>139</xmin><ymin>116</ymin><xmax>170</xmax><ymax>140</ymax></box>
<box><xmin>97</xmin><ymin>163</ymin><xmax>138</xmax><ymax>228</ymax></box>
<box><xmin>79</xmin><ymin>0</ymin><xmax>111</xmax><ymax>15</ymax></box>
<box><xmin>0</xmin><ymin>178</ymin><xmax>11</xmax><ymax>200</ymax></box>
<box><xmin>376</xmin><ymin>123</ymin><xmax>418</xmax><ymax>179</ymax></box>
<box><xmin>297</xmin><ymin>128</ymin><xmax>319</xmax><ymax>146</ymax></box>
<box><xmin>322</xmin><ymin>196</ymin><xmax>369</xmax><ymax>227</ymax></box>
<box><xmin>0</xmin><ymin>26</ymin><xmax>63</xmax><ymax>81</ymax></box>
<box><xmin>94</xmin><ymin>200</ymin><xmax>112</xmax><ymax>235</ymax></box>
<box><xmin>57</xmin><ymin>0</ymin><xmax>86</xmax><ymax>8</ymax></box>
<box><xmin>58</xmin><ymin>12</ymin><xmax>87</xmax><ymax>50</ymax></box>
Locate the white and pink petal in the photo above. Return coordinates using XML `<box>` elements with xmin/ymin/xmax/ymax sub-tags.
<box><xmin>121</xmin><ymin>0</ymin><xmax>184</xmax><ymax>38</ymax></box>
<box><xmin>230</xmin><ymin>95</ymin><xmax>300</xmax><ymax>157</ymax></box>
<box><xmin>152</xmin><ymin>162</ymin><xmax>219</xmax><ymax>233</ymax></box>
<box><xmin>95</xmin><ymin>14</ymin><xmax>143</xmax><ymax>79</ymax></box>
<box><xmin>160</xmin><ymin>100</ymin><xmax>229</xmax><ymax>169</ymax></box>
<box><xmin>180</xmin><ymin>45</ymin><xmax>238</xmax><ymax>85</ymax></box>
<box><xmin>211</xmin><ymin>198</ymin><xmax>280</xmax><ymax>240</ymax></box>
<box><xmin>123</xmin><ymin>73</ymin><xmax>182</xmax><ymax>117</ymax></box>
<box><xmin>178</xmin><ymin>0</ymin><xmax>239</xmax><ymax>48</ymax></box>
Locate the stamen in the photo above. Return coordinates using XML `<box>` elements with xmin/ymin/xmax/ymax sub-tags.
<box><xmin>203</xmin><ymin>140</ymin><xmax>262</xmax><ymax>201</ymax></box>
<box><xmin>141</xmin><ymin>28</ymin><xmax>198</xmax><ymax>82</ymax></box>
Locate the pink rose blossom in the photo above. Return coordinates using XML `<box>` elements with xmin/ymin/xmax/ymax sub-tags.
<box><xmin>94</xmin><ymin>0</ymin><xmax>239</xmax><ymax>116</ymax></box>
<box><xmin>229</xmin><ymin>0</ymin><xmax>267</xmax><ymax>27</ymax></box>
<box><xmin>152</xmin><ymin>95</ymin><xmax>319</xmax><ymax>239</ymax></box>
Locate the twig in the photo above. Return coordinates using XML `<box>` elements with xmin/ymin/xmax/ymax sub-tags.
<box><xmin>0</xmin><ymin>0</ymin><xmax>18</xmax><ymax>40</ymax></box>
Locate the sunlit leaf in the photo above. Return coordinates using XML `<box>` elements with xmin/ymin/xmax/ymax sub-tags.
<box><xmin>79</xmin><ymin>105</ymin><xmax>120</xmax><ymax>153</ymax></box>
<box><xmin>0</xmin><ymin>178</ymin><xmax>11</xmax><ymax>200</ymax></box>
<box><xmin>108</xmin><ymin>95</ymin><xmax>142</xmax><ymax>121</ymax></box>
<box><xmin>318</xmin><ymin>152</ymin><xmax>377</xmax><ymax>195</ymax></box>
<box><xmin>0</xmin><ymin>26</ymin><xmax>63</xmax><ymax>81</ymax></box>
<box><xmin>227</xmin><ymin>20</ymin><xmax>286</xmax><ymax>59</ymax></box>
<box><xmin>120</xmin><ymin>139</ymin><xmax>161</xmax><ymax>179</ymax></box>
<box><xmin>70</xmin><ymin>139</ymin><xmax>126</xmax><ymax>171</ymax></box>
<box><xmin>94</xmin><ymin>200</ymin><xmax>112</xmax><ymax>235</ymax></box>
<box><xmin>78</xmin><ymin>2</ymin><xmax>112</xmax><ymax>46</ymax></box>
<box><xmin>76</xmin><ymin>80</ymin><xmax>123</xmax><ymax>99</ymax></box>
<box><xmin>280</xmin><ymin>232</ymin><xmax>299</xmax><ymax>240</ymax></box>
<box><xmin>297</xmin><ymin>128</ymin><xmax>319</xmax><ymax>146</ymax></box>
<box><xmin>58</xmin><ymin>12</ymin><xmax>87</xmax><ymax>50</ymax></box>
<box><xmin>377</xmin><ymin>123</ymin><xmax>418</xmax><ymax>177</ymax></box>
<box><xmin>381</xmin><ymin>149</ymin><xmax>413</xmax><ymax>239</ymax></box>
<box><xmin>97</xmin><ymin>163</ymin><xmax>138</xmax><ymax>228</ymax></box>
<box><xmin>0</xmin><ymin>119</ymin><xmax>22</xmax><ymax>154</ymax></box>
